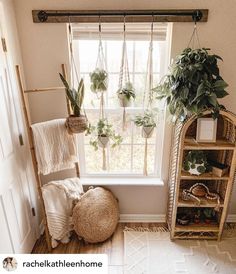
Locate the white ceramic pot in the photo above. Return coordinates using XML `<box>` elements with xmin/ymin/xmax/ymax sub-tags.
<box><xmin>142</xmin><ymin>126</ymin><xmax>154</xmax><ymax>138</ymax></box>
<box><xmin>188</xmin><ymin>163</ymin><xmax>206</xmax><ymax>176</ymax></box>
<box><xmin>98</xmin><ymin>135</ymin><xmax>109</xmax><ymax>148</ymax></box>
<box><xmin>118</xmin><ymin>94</ymin><xmax>131</xmax><ymax>107</ymax></box>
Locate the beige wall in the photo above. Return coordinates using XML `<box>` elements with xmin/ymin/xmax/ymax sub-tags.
<box><xmin>13</xmin><ymin>0</ymin><xmax>236</xmax><ymax>216</ymax></box>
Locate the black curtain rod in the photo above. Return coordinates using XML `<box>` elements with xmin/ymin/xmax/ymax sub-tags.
<box><xmin>37</xmin><ymin>9</ymin><xmax>203</xmax><ymax>23</ymax></box>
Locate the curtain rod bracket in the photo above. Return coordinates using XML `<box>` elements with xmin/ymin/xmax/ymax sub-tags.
<box><xmin>38</xmin><ymin>10</ymin><xmax>48</xmax><ymax>22</ymax></box>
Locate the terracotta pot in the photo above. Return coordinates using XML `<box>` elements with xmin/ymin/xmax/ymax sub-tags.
<box><xmin>98</xmin><ymin>135</ymin><xmax>109</xmax><ymax>148</ymax></box>
<box><xmin>205</xmin><ymin>218</ymin><xmax>211</xmax><ymax>224</ymax></box>
<box><xmin>118</xmin><ymin>94</ymin><xmax>131</xmax><ymax>107</ymax></box>
<box><xmin>65</xmin><ymin>115</ymin><xmax>88</xmax><ymax>134</ymax></box>
<box><xmin>142</xmin><ymin>126</ymin><xmax>154</xmax><ymax>138</ymax></box>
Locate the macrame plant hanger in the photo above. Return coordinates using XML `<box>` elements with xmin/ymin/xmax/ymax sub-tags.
<box><xmin>68</xmin><ymin>17</ymin><xmax>88</xmax><ymax>122</ymax></box>
<box><xmin>118</xmin><ymin>16</ymin><xmax>131</xmax><ymax>130</ymax></box>
<box><xmin>97</xmin><ymin>18</ymin><xmax>108</xmax><ymax>170</ymax></box>
<box><xmin>142</xmin><ymin>16</ymin><xmax>155</xmax><ymax>176</ymax></box>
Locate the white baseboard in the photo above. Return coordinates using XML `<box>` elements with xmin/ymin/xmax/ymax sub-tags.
<box><xmin>227</xmin><ymin>214</ymin><xmax>236</xmax><ymax>222</ymax></box>
<box><xmin>119</xmin><ymin>214</ymin><xmax>236</xmax><ymax>223</ymax></box>
<box><xmin>119</xmin><ymin>214</ymin><xmax>166</xmax><ymax>223</ymax></box>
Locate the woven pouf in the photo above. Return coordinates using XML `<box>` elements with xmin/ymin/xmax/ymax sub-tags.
<box><xmin>72</xmin><ymin>187</ymin><xmax>119</xmax><ymax>243</ymax></box>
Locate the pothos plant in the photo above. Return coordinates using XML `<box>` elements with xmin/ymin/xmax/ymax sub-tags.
<box><xmin>117</xmin><ymin>82</ymin><xmax>136</xmax><ymax>101</ymax></box>
<box><xmin>153</xmin><ymin>48</ymin><xmax>228</xmax><ymax>121</ymax></box>
<box><xmin>134</xmin><ymin>110</ymin><xmax>157</xmax><ymax>128</ymax></box>
<box><xmin>86</xmin><ymin>118</ymin><xmax>123</xmax><ymax>151</ymax></box>
<box><xmin>90</xmin><ymin>68</ymin><xmax>108</xmax><ymax>93</ymax></box>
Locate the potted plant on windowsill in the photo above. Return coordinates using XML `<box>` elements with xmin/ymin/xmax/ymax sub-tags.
<box><xmin>90</xmin><ymin>68</ymin><xmax>108</xmax><ymax>94</ymax></box>
<box><xmin>117</xmin><ymin>82</ymin><xmax>135</xmax><ymax>107</ymax></box>
<box><xmin>153</xmin><ymin>48</ymin><xmax>228</xmax><ymax>122</ymax></box>
<box><xmin>59</xmin><ymin>73</ymin><xmax>87</xmax><ymax>134</ymax></box>
<box><xmin>86</xmin><ymin>118</ymin><xmax>123</xmax><ymax>150</ymax></box>
<box><xmin>134</xmin><ymin>110</ymin><xmax>157</xmax><ymax>138</ymax></box>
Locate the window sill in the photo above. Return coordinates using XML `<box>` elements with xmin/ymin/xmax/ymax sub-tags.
<box><xmin>80</xmin><ymin>177</ymin><xmax>164</xmax><ymax>186</ymax></box>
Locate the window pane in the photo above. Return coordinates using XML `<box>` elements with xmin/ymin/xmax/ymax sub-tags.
<box><xmin>109</xmin><ymin>145</ymin><xmax>131</xmax><ymax>173</ymax></box>
<box><xmin>85</xmin><ymin>145</ymin><xmax>103</xmax><ymax>173</ymax></box>
<box><xmin>133</xmin><ymin>144</ymin><xmax>155</xmax><ymax>174</ymax></box>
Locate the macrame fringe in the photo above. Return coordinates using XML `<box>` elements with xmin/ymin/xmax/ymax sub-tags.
<box><xmin>124</xmin><ymin>226</ymin><xmax>169</xmax><ymax>233</ymax></box>
<box><xmin>143</xmin><ymin>138</ymin><xmax>148</xmax><ymax>176</ymax></box>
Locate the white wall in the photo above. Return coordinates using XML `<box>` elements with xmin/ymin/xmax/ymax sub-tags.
<box><xmin>13</xmin><ymin>0</ymin><xmax>236</xmax><ymax>216</ymax></box>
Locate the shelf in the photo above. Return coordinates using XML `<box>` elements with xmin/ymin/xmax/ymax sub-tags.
<box><xmin>175</xmin><ymin>223</ymin><xmax>219</xmax><ymax>232</ymax></box>
<box><xmin>178</xmin><ymin>196</ymin><xmax>224</xmax><ymax>208</ymax></box>
<box><xmin>180</xmin><ymin>171</ymin><xmax>230</xmax><ymax>180</ymax></box>
<box><xmin>184</xmin><ymin>137</ymin><xmax>235</xmax><ymax>150</ymax></box>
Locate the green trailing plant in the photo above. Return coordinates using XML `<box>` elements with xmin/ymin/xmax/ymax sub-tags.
<box><xmin>59</xmin><ymin>73</ymin><xmax>84</xmax><ymax>117</ymax></box>
<box><xmin>117</xmin><ymin>82</ymin><xmax>136</xmax><ymax>100</ymax></box>
<box><xmin>183</xmin><ymin>150</ymin><xmax>210</xmax><ymax>174</ymax></box>
<box><xmin>90</xmin><ymin>68</ymin><xmax>108</xmax><ymax>93</ymax></box>
<box><xmin>134</xmin><ymin>110</ymin><xmax>157</xmax><ymax>128</ymax></box>
<box><xmin>153</xmin><ymin>48</ymin><xmax>228</xmax><ymax>121</ymax></box>
<box><xmin>203</xmin><ymin>208</ymin><xmax>216</xmax><ymax>219</ymax></box>
<box><xmin>86</xmin><ymin>118</ymin><xmax>123</xmax><ymax>151</ymax></box>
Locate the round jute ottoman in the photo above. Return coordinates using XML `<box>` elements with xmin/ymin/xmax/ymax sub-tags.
<box><xmin>72</xmin><ymin>187</ymin><xmax>119</xmax><ymax>243</ymax></box>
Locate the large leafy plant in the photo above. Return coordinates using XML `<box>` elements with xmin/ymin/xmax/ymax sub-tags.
<box><xmin>86</xmin><ymin>118</ymin><xmax>123</xmax><ymax>150</ymax></box>
<box><xmin>59</xmin><ymin>73</ymin><xmax>84</xmax><ymax>116</ymax></box>
<box><xmin>154</xmin><ymin>48</ymin><xmax>228</xmax><ymax>121</ymax></box>
<box><xmin>183</xmin><ymin>150</ymin><xmax>210</xmax><ymax>174</ymax></box>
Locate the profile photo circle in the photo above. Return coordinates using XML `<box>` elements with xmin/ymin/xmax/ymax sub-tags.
<box><xmin>3</xmin><ymin>257</ymin><xmax>18</xmax><ymax>271</ymax></box>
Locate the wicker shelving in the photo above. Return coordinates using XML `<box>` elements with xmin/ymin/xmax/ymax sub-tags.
<box><xmin>167</xmin><ymin>110</ymin><xmax>236</xmax><ymax>240</ymax></box>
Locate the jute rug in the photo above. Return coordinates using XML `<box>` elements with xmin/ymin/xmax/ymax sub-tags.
<box><xmin>124</xmin><ymin>227</ymin><xmax>236</xmax><ymax>274</ymax></box>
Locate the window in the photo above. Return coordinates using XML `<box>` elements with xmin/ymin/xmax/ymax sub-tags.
<box><xmin>72</xmin><ymin>23</ymin><xmax>172</xmax><ymax>177</ymax></box>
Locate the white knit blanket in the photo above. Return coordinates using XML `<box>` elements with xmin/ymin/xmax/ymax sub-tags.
<box><xmin>42</xmin><ymin>177</ymin><xmax>83</xmax><ymax>248</ymax></box>
<box><xmin>31</xmin><ymin>119</ymin><xmax>78</xmax><ymax>175</ymax></box>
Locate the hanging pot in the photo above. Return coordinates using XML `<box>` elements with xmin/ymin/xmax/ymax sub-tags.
<box><xmin>65</xmin><ymin>115</ymin><xmax>88</xmax><ymax>134</ymax></box>
<box><xmin>118</xmin><ymin>93</ymin><xmax>131</xmax><ymax>108</ymax></box>
<box><xmin>98</xmin><ymin>135</ymin><xmax>109</xmax><ymax>148</ymax></box>
<box><xmin>142</xmin><ymin>126</ymin><xmax>154</xmax><ymax>139</ymax></box>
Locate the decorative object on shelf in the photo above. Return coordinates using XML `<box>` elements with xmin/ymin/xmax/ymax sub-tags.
<box><xmin>59</xmin><ymin>21</ymin><xmax>88</xmax><ymax>134</ymax></box>
<box><xmin>134</xmin><ymin>16</ymin><xmax>158</xmax><ymax>176</ymax></box>
<box><xmin>72</xmin><ymin>187</ymin><xmax>119</xmax><ymax>243</ymax></box>
<box><xmin>117</xmin><ymin>16</ymin><xmax>135</xmax><ymax>129</ymax></box>
<box><xmin>183</xmin><ymin>150</ymin><xmax>209</xmax><ymax>175</ymax></box>
<box><xmin>193</xmin><ymin>209</ymin><xmax>201</xmax><ymax>223</ymax></box>
<box><xmin>177</xmin><ymin>211</ymin><xmax>191</xmax><ymax>226</ymax></box>
<box><xmin>182</xmin><ymin>182</ymin><xmax>221</xmax><ymax>211</ymax></box>
<box><xmin>209</xmin><ymin>160</ymin><xmax>229</xmax><ymax>177</ymax></box>
<box><xmin>196</xmin><ymin>117</ymin><xmax>217</xmax><ymax>143</ymax></box>
<box><xmin>153</xmin><ymin>17</ymin><xmax>228</xmax><ymax>122</ymax></box>
<box><xmin>203</xmin><ymin>208</ymin><xmax>216</xmax><ymax>224</ymax></box>
<box><xmin>87</xmin><ymin>20</ymin><xmax>122</xmax><ymax>170</ymax></box>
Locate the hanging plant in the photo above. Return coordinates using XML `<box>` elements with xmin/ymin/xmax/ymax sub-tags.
<box><xmin>117</xmin><ymin>82</ymin><xmax>135</xmax><ymax>107</ymax></box>
<box><xmin>86</xmin><ymin>118</ymin><xmax>123</xmax><ymax>151</ymax></box>
<box><xmin>153</xmin><ymin>48</ymin><xmax>228</xmax><ymax>121</ymax></box>
<box><xmin>134</xmin><ymin>110</ymin><xmax>157</xmax><ymax>138</ymax></box>
<box><xmin>59</xmin><ymin>73</ymin><xmax>88</xmax><ymax>134</ymax></box>
<box><xmin>90</xmin><ymin>68</ymin><xmax>108</xmax><ymax>93</ymax></box>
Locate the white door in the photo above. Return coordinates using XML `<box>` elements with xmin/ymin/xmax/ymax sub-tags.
<box><xmin>0</xmin><ymin>4</ymin><xmax>37</xmax><ymax>253</ymax></box>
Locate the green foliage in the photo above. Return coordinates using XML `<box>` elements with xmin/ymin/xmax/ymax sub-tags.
<box><xmin>59</xmin><ymin>73</ymin><xmax>84</xmax><ymax>117</ymax></box>
<box><xmin>90</xmin><ymin>68</ymin><xmax>108</xmax><ymax>93</ymax></box>
<box><xmin>153</xmin><ymin>48</ymin><xmax>228</xmax><ymax>121</ymax></box>
<box><xmin>183</xmin><ymin>150</ymin><xmax>209</xmax><ymax>173</ymax></box>
<box><xmin>86</xmin><ymin>118</ymin><xmax>123</xmax><ymax>150</ymax></box>
<box><xmin>117</xmin><ymin>82</ymin><xmax>136</xmax><ymax>100</ymax></box>
<box><xmin>203</xmin><ymin>208</ymin><xmax>215</xmax><ymax>219</ymax></box>
<box><xmin>134</xmin><ymin>110</ymin><xmax>157</xmax><ymax>128</ymax></box>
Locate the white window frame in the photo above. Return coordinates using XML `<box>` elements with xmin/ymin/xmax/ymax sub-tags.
<box><xmin>72</xmin><ymin>23</ymin><xmax>173</xmax><ymax>179</ymax></box>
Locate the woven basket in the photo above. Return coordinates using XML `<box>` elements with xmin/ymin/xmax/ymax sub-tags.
<box><xmin>72</xmin><ymin>187</ymin><xmax>119</xmax><ymax>243</ymax></box>
<box><xmin>65</xmin><ymin>115</ymin><xmax>88</xmax><ymax>134</ymax></box>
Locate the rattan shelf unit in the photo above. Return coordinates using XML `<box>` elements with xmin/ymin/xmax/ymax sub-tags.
<box><xmin>168</xmin><ymin>110</ymin><xmax>236</xmax><ymax>240</ymax></box>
